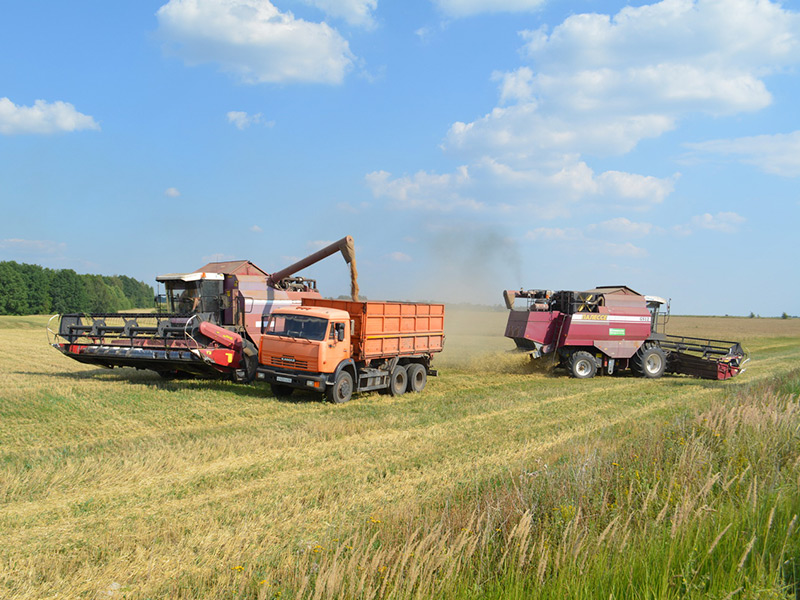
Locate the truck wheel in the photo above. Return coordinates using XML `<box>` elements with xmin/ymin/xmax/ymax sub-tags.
<box><xmin>569</xmin><ymin>351</ymin><xmax>597</xmax><ymax>379</ymax></box>
<box><xmin>388</xmin><ymin>366</ymin><xmax>407</xmax><ymax>396</ymax></box>
<box><xmin>232</xmin><ymin>340</ymin><xmax>258</xmax><ymax>384</ymax></box>
<box><xmin>326</xmin><ymin>371</ymin><xmax>353</xmax><ymax>404</ymax></box>
<box><xmin>632</xmin><ymin>345</ymin><xmax>666</xmax><ymax>378</ymax></box>
<box><xmin>270</xmin><ymin>384</ymin><xmax>294</xmax><ymax>398</ymax></box>
<box><xmin>406</xmin><ymin>364</ymin><xmax>427</xmax><ymax>393</ymax></box>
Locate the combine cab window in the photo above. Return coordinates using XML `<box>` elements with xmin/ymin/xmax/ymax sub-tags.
<box><xmin>263</xmin><ymin>315</ymin><xmax>329</xmax><ymax>341</ymax></box>
<box><xmin>165</xmin><ymin>280</ymin><xmax>224</xmax><ymax>315</ymax></box>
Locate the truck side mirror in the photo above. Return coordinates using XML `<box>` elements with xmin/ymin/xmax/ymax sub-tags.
<box><xmin>336</xmin><ymin>322</ymin><xmax>345</xmax><ymax>342</ymax></box>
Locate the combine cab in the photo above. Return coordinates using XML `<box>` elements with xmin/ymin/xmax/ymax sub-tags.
<box><xmin>503</xmin><ymin>286</ymin><xmax>747</xmax><ymax>380</ymax></box>
<box><xmin>49</xmin><ymin>237</ymin><xmax>358</xmax><ymax>382</ymax></box>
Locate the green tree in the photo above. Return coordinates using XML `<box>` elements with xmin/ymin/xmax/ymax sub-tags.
<box><xmin>49</xmin><ymin>269</ymin><xmax>89</xmax><ymax>313</ymax></box>
<box><xmin>17</xmin><ymin>262</ymin><xmax>53</xmax><ymax>314</ymax></box>
<box><xmin>0</xmin><ymin>262</ymin><xmax>29</xmax><ymax>314</ymax></box>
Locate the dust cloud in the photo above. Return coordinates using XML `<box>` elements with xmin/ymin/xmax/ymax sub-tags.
<box><xmin>422</xmin><ymin>225</ymin><xmax>523</xmax><ymax>306</ymax></box>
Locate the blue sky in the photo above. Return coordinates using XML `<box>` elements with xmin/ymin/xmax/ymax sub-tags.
<box><xmin>1</xmin><ymin>0</ymin><xmax>798</xmax><ymax>316</ymax></box>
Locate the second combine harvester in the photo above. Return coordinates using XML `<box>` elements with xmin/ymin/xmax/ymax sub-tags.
<box><xmin>504</xmin><ymin>286</ymin><xmax>747</xmax><ymax>380</ymax></box>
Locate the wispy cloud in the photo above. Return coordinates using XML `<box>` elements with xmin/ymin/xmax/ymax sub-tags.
<box><xmin>433</xmin><ymin>0</ymin><xmax>545</xmax><ymax>18</ymax></box>
<box><xmin>227</xmin><ymin>111</ymin><xmax>274</xmax><ymax>130</ymax></box>
<box><xmin>686</xmin><ymin>131</ymin><xmax>800</xmax><ymax>177</ymax></box>
<box><xmin>0</xmin><ymin>238</ymin><xmax>67</xmax><ymax>255</ymax></box>
<box><xmin>0</xmin><ymin>98</ymin><xmax>99</xmax><ymax>135</ymax></box>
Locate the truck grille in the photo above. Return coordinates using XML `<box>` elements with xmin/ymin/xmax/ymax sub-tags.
<box><xmin>271</xmin><ymin>356</ymin><xmax>309</xmax><ymax>370</ymax></box>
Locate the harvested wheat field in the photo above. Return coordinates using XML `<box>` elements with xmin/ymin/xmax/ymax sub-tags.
<box><xmin>1</xmin><ymin>312</ymin><xmax>799</xmax><ymax>599</ymax></box>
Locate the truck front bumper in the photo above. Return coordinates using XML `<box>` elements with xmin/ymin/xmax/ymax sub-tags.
<box><xmin>256</xmin><ymin>366</ymin><xmax>331</xmax><ymax>391</ymax></box>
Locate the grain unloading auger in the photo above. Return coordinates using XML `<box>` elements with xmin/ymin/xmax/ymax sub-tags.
<box><xmin>503</xmin><ymin>286</ymin><xmax>748</xmax><ymax>380</ymax></box>
<box><xmin>48</xmin><ymin>236</ymin><xmax>358</xmax><ymax>382</ymax></box>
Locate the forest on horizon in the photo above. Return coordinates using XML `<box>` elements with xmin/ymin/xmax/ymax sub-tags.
<box><xmin>0</xmin><ymin>261</ymin><xmax>154</xmax><ymax>315</ymax></box>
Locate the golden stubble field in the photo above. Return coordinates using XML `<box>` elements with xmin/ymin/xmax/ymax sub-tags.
<box><xmin>1</xmin><ymin>311</ymin><xmax>799</xmax><ymax>599</ymax></box>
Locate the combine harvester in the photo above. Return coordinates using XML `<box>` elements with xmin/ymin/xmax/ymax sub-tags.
<box><xmin>48</xmin><ymin>236</ymin><xmax>358</xmax><ymax>382</ymax></box>
<box><xmin>503</xmin><ymin>286</ymin><xmax>747</xmax><ymax>380</ymax></box>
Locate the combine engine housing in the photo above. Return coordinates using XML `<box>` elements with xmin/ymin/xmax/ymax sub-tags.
<box><xmin>503</xmin><ymin>286</ymin><xmax>747</xmax><ymax>380</ymax></box>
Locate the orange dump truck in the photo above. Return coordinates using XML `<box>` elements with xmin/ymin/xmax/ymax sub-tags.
<box><xmin>256</xmin><ymin>298</ymin><xmax>445</xmax><ymax>403</ymax></box>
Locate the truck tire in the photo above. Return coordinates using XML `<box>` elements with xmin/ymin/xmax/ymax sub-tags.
<box><xmin>569</xmin><ymin>351</ymin><xmax>597</xmax><ymax>379</ymax></box>
<box><xmin>388</xmin><ymin>366</ymin><xmax>407</xmax><ymax>396</ymax></box>
<box><xmin>326</xmin><ymin>371</ymin><xmax>353</xmax><ymax>404</ymax></box>
<box><xmin>632</xmin><ymin>345</ymin><xmax>666</xmax><ymax>378</ymax></box>
<box><xmin>406</xmin><ymin>363</ymin><xmax>427</xmax><ymax>393</ymax></box>
<box><xmin>270</xmin><ymin>384</ymin><xmax>294</xmax><ymax>398</ymax></box>
<box><xmin>232</xmin><ymin>340</ymin><xmax>258</xmax><ymax>384</ymax></box>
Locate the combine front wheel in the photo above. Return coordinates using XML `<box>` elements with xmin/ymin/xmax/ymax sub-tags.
<box><xmin>632</xmin><ymin>345</ymin><xmax>666</xmax><ymax>378</ymax></box>
<box><xmin>569</xmin><ymin>351</ymin><xmax>597</xmax><ymax>379</ymax></box>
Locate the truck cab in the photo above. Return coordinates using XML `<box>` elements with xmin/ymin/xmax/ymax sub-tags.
<box><xmin>259</xmin><ymin>305</ymin><xmax>353</xmax><ymax>389</ymax></box>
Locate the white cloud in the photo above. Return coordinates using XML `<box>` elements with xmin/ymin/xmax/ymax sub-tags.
<box><xmin>427</xmin><ymin>0</ymin><xmax>800</xmax><ymax>216</ymax></box>
<box><xmin>250</xmin><ymin>225</ymin><xmax>263</xmax><ymax>233</ymax></box>
<box><xmin>165</xmin><ymin>187</ymin><xmax>181</xmax><ymax>197</ymax></box>
<box><xmin>589</xmin><ymin>218</ymin><xmax>654</xmax><ymax>237</ymax></box>
<box><xmin>0</xmin><ymin>98</ymin><xmax>99</xmax><ymax>135</ymax></box>
<box><xmin>689</xmin><ymin>212</ymin><xmax>746</xmax><ymax>233</ymax></box>
<box><xmin>524</xmin><ymin>227</ymin><xmax>647</xmax><ymax>258</ymax></box>
<box><xmin>156</xmin><ymin>0</ymin><xmax>355</xmax><ymax>85</ymax></box>
<box><xmin>687</xmin><ymin>131</ymin><xmax>800</xmax><ymax>177</ymax></box>
<box><xmin>365</xmin><ymin>167</ymin><xmax>484</xmax><ymax>211</ymax></box>
<box><xmin>300</xmin><ymin>0</ymin><xmax>377</xmax><ymax>27</ymax></box>
<box><xmin>387</xmin><ymin>251</ymin><xmax>412</xmax><ymax>262</ymax></box>
<box><xmin>433</xmin><ymin>0</ymin><xmax>545</xmax><ymax>18</ymax></box>
<box><xmin>227</xmin><ymin>110</ymin><xmax>273</xmax><ymax>130</ymax></box>
<box><xmin>367</xmin><ymin>159</ymin><xmax>675</xmax><ymax>217</ymax></box>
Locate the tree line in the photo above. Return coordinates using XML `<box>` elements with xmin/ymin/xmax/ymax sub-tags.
<box><xmin>0</xmin><ymin>261</ymin><xmax>154</xmax><ymax>315</ymax></box>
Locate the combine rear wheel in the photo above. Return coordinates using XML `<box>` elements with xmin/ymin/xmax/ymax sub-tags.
<box><xmin>569</xmin><ymin>351</ymin><xmax>597</xmax><ymax>379</ymax></box>
<box><xmin>406</xmin><ymin>363</ymin><xmax>427</xmax><ymax>393</ymax></box>
<box><xmin>232</xmin><ymin>340</ymin><xmax>258</xmax><ymax>384</ymax></box>
<box><xmin>632</xmin><ymin>345</ymin><xmax>666</xmax><ymax>378</ymax></box>
<box><xmin>388</xmin><ymin>366</ymin><xmax>408</xmax><ymax>396</ymax></box>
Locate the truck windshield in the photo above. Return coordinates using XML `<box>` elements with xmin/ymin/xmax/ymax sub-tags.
<box><xmin>264</xmin><ymin>315</ymin><xmax>329</xmax><ymax>341</ymax></box>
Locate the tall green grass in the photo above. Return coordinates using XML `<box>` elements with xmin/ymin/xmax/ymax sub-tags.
<box><xmin>272</xmin><ymin>373</ymin><xmax>800</xmax><ymax>599</ymax></box>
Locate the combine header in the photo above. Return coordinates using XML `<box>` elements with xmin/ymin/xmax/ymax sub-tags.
<box><xmin>48</xmin><ymin>236</ymin><xmax>358</xmax><ymax>382</ymax></box>
<box><xmin>503</xmin><ymin>286</ymin><xmax>747</xmax><ymax>380</ymax></box>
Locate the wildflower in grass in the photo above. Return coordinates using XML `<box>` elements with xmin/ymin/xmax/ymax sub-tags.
<box><xmin>612</xmin><ymin>462</ymin><xmax>619</xmax><ymax>467</ymax></box>
<box><xmin>232</xmin><ymin>565</ymin><xmax>244</xmax><ymax>572</ymax></box>
<box><xmin>369</xmin><ymin>516</ymin><xmax>381</xmax><ymax>524</ymax></box>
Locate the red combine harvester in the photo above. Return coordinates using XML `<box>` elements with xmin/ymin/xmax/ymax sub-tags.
<box><xmin>48</xmin><ymin>236</ymin><xmax>357</xmax><ymax>382</ymax></box>
<box><xmin>503</xmin><ymin>286</ymin><xmax>748</xmax><ymax>380</ymax></box>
